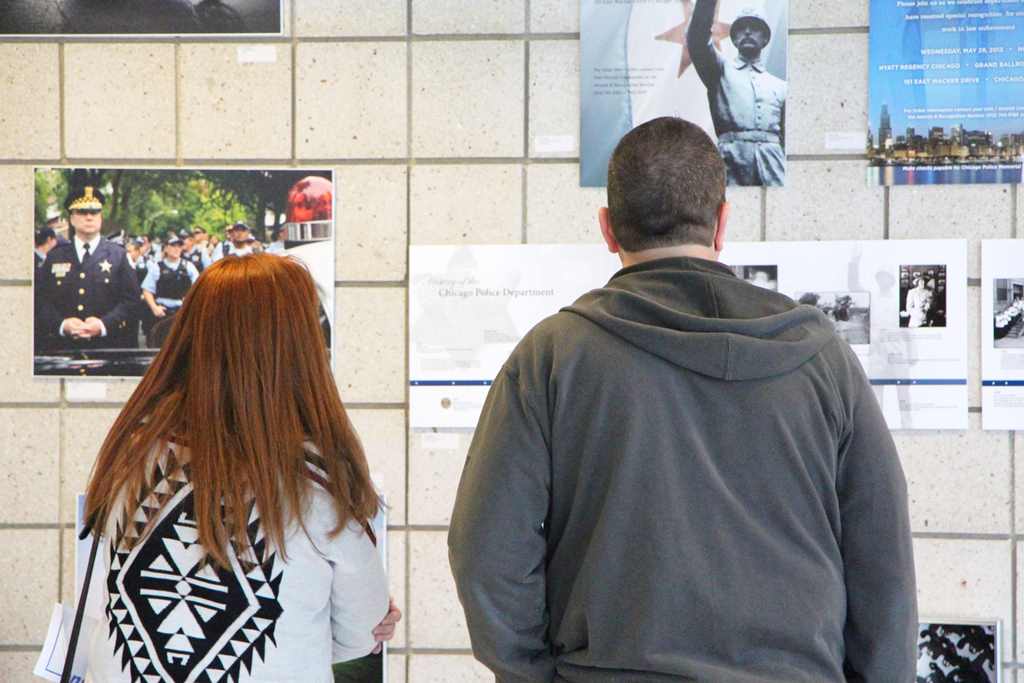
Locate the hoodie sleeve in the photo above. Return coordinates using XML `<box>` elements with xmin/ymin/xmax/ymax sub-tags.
<box><xmin>830</xmin><ymin>342</ymin><xmax>918</xmax><ymax>682</ymax></box>
<box><xmin>448</xmin><ymin>364</ymin><xmax>555</xmax><ymax>683</ymax></box>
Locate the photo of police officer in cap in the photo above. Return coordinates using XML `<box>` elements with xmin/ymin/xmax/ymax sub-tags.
<box><xmin>141</xmin><ymin>232</ymin><xmax>200</xmax><ymax>346</ymax></box>
<box><xmin>580</xmin><ymin>0</ymin><xmax>788</xmax><ymax>187</ymax></box>
<box><xmin>34</xmin><ymin>184</ymin><xmax>143</xmax><ymax>361</ymax></box>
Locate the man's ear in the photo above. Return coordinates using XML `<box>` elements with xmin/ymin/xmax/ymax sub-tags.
<box><xmin>599</xmin><ymin>207</ymin><xmax>621</xmax><ymax>254</ymax></box>
<box><xmin>713</xmin><ymin>201</ymin><xmax>730</xmax><ymax>253</ymax></box>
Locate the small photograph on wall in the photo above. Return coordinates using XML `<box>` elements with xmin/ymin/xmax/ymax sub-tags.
<box><xmin>580</xmin><ymin>0</ymin><xmax>789</xmax><ymax>187</ymax></box>
<box><xmin>899</xmin><ymin>264</ymin><xmax>947</xmax><ymax>329</ymax></box>
<box><xmin>0</xmin><ymin>0</ymin><xmax>283</xmax><ymax>36</ymax></box>
<box><xmin>731</xmin><ymin>265</ymin><xmax>778</xmax><ymax>291</ymax></box>
<box><xmin>868</xmin><ymin>0</ymin><xmax>1024</xmax><ymax>185</ymax></box>
<box><xmin>795</xmin><ymin>291</ymin><xmax>871</xmax><ymax>346</ymax></box>
<box><xmin>917</xmin><ymin>620</ymin><xmax>999</xmax><ymax>682</ymax></box>
<box><xmin>32</xmin><ymin>167</ymin><xmax>335</xmax><ymax>377</ymax></box>
<box><xmin>992</xmin><ymin>278</ymin><xmax>1024</xmax><ymax>348</ymax></box>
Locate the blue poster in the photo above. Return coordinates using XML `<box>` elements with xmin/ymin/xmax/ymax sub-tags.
<box><xmin>869</xmin><ymin>0</ymin><xmax>1024</xmax><ymax>185</ymax></box>
<box><xmin>580</xmin><ymin>0</ymin><xmax>789</xmax><ymax>187</ymax></box>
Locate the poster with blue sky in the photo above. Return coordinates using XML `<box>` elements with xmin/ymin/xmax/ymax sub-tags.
<box><xmin>869</xmin><ymin>0</ymin><xmax>1024</xmax><ymax>185</ymax></box>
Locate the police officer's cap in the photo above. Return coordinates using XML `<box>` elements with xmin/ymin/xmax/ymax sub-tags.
<box><xmin>166</xmin><ymin>235</ymin><xmax>184</xmax><ymax>247</ymax></box>
<box><xmin>230</xmin><ymin>221</ymin><xmax>252</xmax><ymax>233</ymax></box>
<box><xmin>177</xmin><ymin>228</ymin><xmax>192</xmax><ymax>239</ymax></box>
<box><xmin>730</xmin><ymin>7</ymin><xmax>771</xmax><ymax>44</ymax></box>
<box><xmin>132</xmin><ymin>236</ymin><xmax>147</xmax><ymax>247</ymax></box>
<box><xmin>65</xmin><ymin>185</ymin><xmax>105</xmax><ymax>212</ymax></box>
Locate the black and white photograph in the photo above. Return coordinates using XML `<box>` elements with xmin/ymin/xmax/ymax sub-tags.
<box><xmin>795</xmin><ymin>291</ymin><xmax>871</xmax><ymax>346</ymax></box>
<box><xmin>899</xmin><ymin>264</ymin><xmax>947</xmax><ymax>329</ymax></box>
<box><xmin>917</xmin><ymin>620</ymin><xmax>999</xmax><ymax>682</ymax></box>
<box><xmin>33</xmin><ymin>167</ymin><xmax>335</xmax><ymax>377</ymax></box>
<box><xmin>0</xmin><ymin>0</ymin><xmax>282</xmax><ymax>36</ymax></box>
<box><xmin>732</xmin><ymin>265</ymin><xmax>778</xmax><ymax>291</ymax></box>
<box><xmin>993</xmin><ymin>278</ymin><xmax>1024</xmax><ymax>348</ymax></box>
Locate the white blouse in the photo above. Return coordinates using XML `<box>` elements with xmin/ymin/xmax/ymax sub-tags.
<box><xmin>83</xmin><ymin>443</ymin><xmax>389</xmax><ymax>683</ymax></box>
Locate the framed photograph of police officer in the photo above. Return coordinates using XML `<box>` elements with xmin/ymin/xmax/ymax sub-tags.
<box><xmin>0</xmin><ymin>0</ymin><xmax>283</xmax><ymax>36</ymax></box>
<box><xmin>581</xmin><ymin>0</ymin><xmax>789</xmax><ymax>187</ymax></box>
<box><xmin>916</xmin><ymin>620</ymin><xmax>1000</xmax><ymax>683</ymax></box>
<box><xmin>33</xmin><ymin>167</ymin><xmax>335</xmax><ymax>377</ymax></box>
<box><xmin>899</xmin><ymin>264</ymin><xmax>947</xmax><ymax>329</ymax></box>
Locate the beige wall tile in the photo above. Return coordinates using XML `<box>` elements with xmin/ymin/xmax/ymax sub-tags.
<box><xmin>0</xmin><ymin>651</ymin><xmax>39</xmax><ymax>683</ymax></box>
<box><xmin>890</xmin><ymin>185</ymin><xmax>1012</xmax><ymax>279</ymax></box>
<box><xmin>350</xmin><ymin>408</ymin><xmax>407</xmax><ymax>525</ymax></box>
<box><xmin>297</xmin><ymin>43</ymin><xmax>407</xmax><ymax>159</ymax></box>
<box><xmin>0</xmin><ymin>530</ymin><xmax>59</xmax><ymax>644</ymax></box>
<box><xmin>525</xmin><ymin>164</ymin><xmax>605</xmax><ymax>244</ymax></box>
<box><xmin>337</xmin><ymin>166</ymin><xmax>408</xmax><ymax>281</ymax></box>
<box><xmin>389</xmin><ymin>654</ymin><xmax>408</xmax><ymax>682</ymax></box>
<box><xmin>1</xmin><ymin>288</ymin><xmax>61</xmax><ymax>402</ymax></box>
<box><xmin>892</xmin><ymin>416</ymin><xmax>1010</xmax><ymax>534</ymax></box>
<box><xmin>410</xmin><ymin>654</ymin><xmax>493</xmax><ymax>682</ymax></box>
<box><xmin>412</xmin><ymin>42</ymin><xmax>525</xmax><ymax>157</ymax></box>
<box><xmin>529</xmin><ymin>40</ymin><xmax>579</xmax><ymax>159</ymax></box>
<box><xmin>530</xmin><ymin>0</ymin><xmax>578</xmax><ymax>33</ymax></box>
<box><xmin>408</xmin><ymin>430</ymin><xmax>472</xmax><ymax>526</ymax></box>
<box><xmin>0</xmin><ymin>45</ymin><xmax>59</xmax><ymax>159</ymax></box>
<box><xmin>1</xmin><ymin>167</ymin><xmax>35</xmax><ymax>281</ymax></box>
<box><xmin>1015</xmin><ymin>433</ymin><xmax>1024</xmax><ymax>533</ymax></box>
<box><xmin>413</xmin><ymin>0</ymin><xmax>525</xmax><ymax>34</ymax></box>
<box><xmin>61</xmin><ymin>408</ymin><xmax>119</xmax><ymax>524</ymax></box>
<box><xmin>65</xmin><ymin>44</ymin><xmax>175</xmax><ymax>159</ymax></box>
<box><xmin>335</xmin><ymin>287</ymin><xmax>406</xmax><ymax>403</ymax></box>
<box><xmin>409</xmin><ymin>530</ymin><xmax>469</xmax><ymax>648</ymax></box>
<box><xmin>179</xmin><ymin>44</ymin><xmax>292</xmax><ymax>159</ymax></box>
<box><xmin>410</xmin><ymin>165</ymin><xmax>522</xmax><ymax>244</ymax></box>
<box><xmin>766</xmin><ymin>161</ymin><xmax>884</xmax><ymax>241</ymax></box>
<box><xmin>725</xmin><ymin>186</ymin><xmax>763</xmax><ymax>243</ymax></box>
<box><xmin>0</xmin><ymin>409</ymin><xmax>60</xmax><ymax>524</ymax></box>
<box><xmin>387</xmin><ymin>531</ymin><xmax>407</xmax><ymax>650</ymax></box>
<box><xmin>968</xmin><ymin>286</ymin><xmax>980</xmax><ymax>408</ymax></box>
<box><xmin>295</xmin><ymin>0</ymin><xmax>407</xmax><ymax>37</ymax></box>
<box><xmin>786</xmin><ymin>34</ymin><xmax>868</xmax><ymax>156</ymax></box>
<box><xmin>791</xmin><ymin>0</ymin><xmax>868</xmax><ymax>28</ymax></box>
<box><xmin>913</xmin><ymin>539</ymin><xmax>1011</xmax><ymax>659</ymax></box>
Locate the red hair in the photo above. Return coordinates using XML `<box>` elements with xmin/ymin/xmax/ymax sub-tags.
<box><xmin>84</xmin><ymin>253</ymin><xmax>377</xmax><ymax>568</ymax></box>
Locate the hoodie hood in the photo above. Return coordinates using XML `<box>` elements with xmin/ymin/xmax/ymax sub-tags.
<box><xmin>563</xmin><ymin>256</ymin><xmax>837</xmax><ymax>381</ymax></box>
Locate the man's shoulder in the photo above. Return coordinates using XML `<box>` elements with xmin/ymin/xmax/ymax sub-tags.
<box><xmin>46</xmin><ymin>242</ymin><xmax>75</xmax><ymax>261</ymax></box>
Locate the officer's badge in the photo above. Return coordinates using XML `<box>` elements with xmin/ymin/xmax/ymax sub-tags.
<box><xmin>51</xmin><ymin>263</ymin><xmax>71</xmax><ymax>278</ymax></box>
<box><xmin>99</xmin><ymin>259</ymin><xmax>113</xmax><ymax>273</ymax></box>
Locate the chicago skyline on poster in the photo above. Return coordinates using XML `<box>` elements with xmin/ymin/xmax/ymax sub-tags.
<box><xmin>580</xmin><ymin>0</ymin><xmax>789</xmax><ymax>188</ymax></box>
<box><xmin>868</xmin><ymin>0</ymin><xmax>1024</xmax><ymax>185</ymax></box>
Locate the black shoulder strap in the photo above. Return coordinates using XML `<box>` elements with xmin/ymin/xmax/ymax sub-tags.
<box><xmin>60</xmin><ymin>529</ymin><xmax>101</xmax><ymax>683</ymax></box>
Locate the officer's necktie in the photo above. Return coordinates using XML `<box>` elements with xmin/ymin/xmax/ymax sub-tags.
<box><xmin>81</xmin><ymin>243</ymin><xmax>91</xmax><ymax>267</ymax></box>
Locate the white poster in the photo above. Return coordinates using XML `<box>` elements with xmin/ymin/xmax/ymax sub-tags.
<box><xmin>981</xmin><ymin>240</ymin><xmax>1024</xmax><ymax>430</ymax></box>
<box><xmin>409</xmin><ymin>245</ymin><xmax>620</xmax><ymax>429</ymax></box>
<box><xmin>722</xmin><ymin>239</ymin><xmax>968</xmax><ymax>430</ymax></box>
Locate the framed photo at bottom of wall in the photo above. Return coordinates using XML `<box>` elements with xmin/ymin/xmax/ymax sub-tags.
<box><xmin>917</xmin><ymin>619</ymin><xmax>1000</xmax><ymax>682</ymax></box>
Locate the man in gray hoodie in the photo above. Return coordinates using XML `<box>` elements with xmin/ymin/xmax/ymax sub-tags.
<box><xmin>448</xmin><ymin>117</ymin><xmax>917</xmax><ymax>682</ymax></box>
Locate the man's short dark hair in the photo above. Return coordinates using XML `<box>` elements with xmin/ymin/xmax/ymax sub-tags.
<box><xmin>607</xmin><ymin>117</ymin><xmax>726</xmax><ymax>251</ymax></box>
<box><xmin>35</xmin><ymin>227</ymin><xmax>56</xmax><ymax>247</ymax></box>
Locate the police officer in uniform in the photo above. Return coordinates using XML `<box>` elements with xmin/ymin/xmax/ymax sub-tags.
<box><xmin>141</xmin><ymin>234</ymin><xmax>199</xmax><ymax>346</ymax></box>
<box><xmin>35</xmin><ymin>185</ymin><xmax>142</xmax><ymax>353</ymax></box>
<box><xmin>212</xmin><ymin>221</ymin><xmax>259</xmax><ymax>262</ymax></box>
<box><xmin>180</xmin><ymin>227</ymin><xmax>211</xmax><ymax>273</ymax></box>
<box><xmin>687</xmin><ymin>2</ymin><xmax>786</xmax><ymax>186</ymax></box>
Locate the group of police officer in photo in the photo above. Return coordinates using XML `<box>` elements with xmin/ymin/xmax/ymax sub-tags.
<box><xmin>34</xmin><ymin>185</ymin><xmax>269</xmax><ymax>351</ymax></box>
